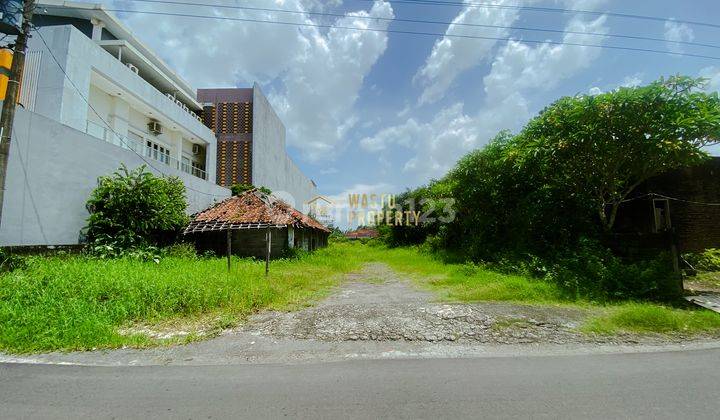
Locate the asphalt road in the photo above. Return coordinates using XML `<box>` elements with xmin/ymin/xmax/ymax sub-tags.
<box><xmin>2</xmin><ymin>349</ymin><xmax>720</xmax><ymax>419</ymax></box>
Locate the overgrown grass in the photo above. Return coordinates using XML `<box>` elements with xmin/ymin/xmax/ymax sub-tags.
<box><xmin>353</xmin><ymin>244</ymin><xmax>720</xmax><ymax>335</ymax></box>
<box><xmin>3</xmin><ymin>242</ymin><xmax>720</xmax><ymax>354</ymax></box>
<box><xmin>0</xmin><ymin>244</ymin><xmax>363</xmax><ymax>353</ymax></box>
<box><xmin>356</xmin><ymin>245</ymin><xmax>569</xmax><ymax>304</ymax></box>
<box><xmin>583</xmin><ymin>303</ymin><xmax>720</xmax><ymax>335</ymax></box>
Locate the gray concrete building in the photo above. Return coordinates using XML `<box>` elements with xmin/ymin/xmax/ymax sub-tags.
<box><xmin>198</xmin><ymin>87</ymin><xmax>318</xmax><ymax>210</ymax></box>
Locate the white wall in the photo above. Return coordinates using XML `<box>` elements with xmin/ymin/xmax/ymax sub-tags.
<box><xmin>28</xmin><ymin>25</ymin><xmax>216</xmax><ymax>150</ymax></box>
<box><xmin>0</xmin><ymin>109</ymin><xmax>230</xmax><ymax>246</ymax></box>
<box><xmin>251</xmin><ymin>84</ymin><xmax>317</xmax><ymax>209</ymax></box>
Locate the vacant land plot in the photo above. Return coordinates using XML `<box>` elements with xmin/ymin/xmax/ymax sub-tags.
<box><xmin>2</xmin><ymin>242</ymin><xmax>720</xmax><ymax>354</ymax></box>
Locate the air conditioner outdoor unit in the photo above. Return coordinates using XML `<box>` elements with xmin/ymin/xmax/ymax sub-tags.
<box><xmin>148</xmin><ymin>120</ymin><xmax>163</xmax><ymax>136</ymax></box>
<box><xmin>192</xmin><ymin>144</ymin><xmax>202</xmax><ymax>155</ymax></box>
<box><xmin>126</xmin><ymin>63</ymin><xmax>139</xmax><ymax>75</ymax></box>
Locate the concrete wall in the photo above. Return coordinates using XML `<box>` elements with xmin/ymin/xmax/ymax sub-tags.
<box><xmin>0</xmin><ymin>109</ymin><xmax>230</xmax><ymax>246</ymax></box>
<box><xmin>251</xmin><ymin>84</ymin><xmax>317</xmax><ymax>209</ymax></box>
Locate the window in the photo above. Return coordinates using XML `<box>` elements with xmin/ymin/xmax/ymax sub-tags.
<box><xmin>652</xmin><ymin>199</ymin><xmax>671</xmax><ymax>232</ymax></box>
<box><xmin>146</xmin><ymin>140</ymin><xmax>170</xmax><ymax>165</ymax></box>
<box><xmin>86</xmin><ymin>120</ymin><xmax>106</xmax><ymax>140</ymax></box>
<box><xmin>127</xmin><ymin>131</ymin><xmax>144</xmax><ymax>151</ymax></box>
<box><xmin>191</xmin><ymin>161</ymin><xmax>206</xmax><ymax>179</ymax></box>
<box><xmin>181</xmin><ymin>156</ymin><xmax>191</xmax><ymax>174</ymax></box>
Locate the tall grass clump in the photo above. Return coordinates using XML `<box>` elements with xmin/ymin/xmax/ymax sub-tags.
<box><xmin>584</xmin><ymin>303</ymin><xmax>720</xmax><ymax>334</ymax></box>
<box><xmin>0</xmin><ymin>243</ymin><xmax>363</xmax><ymax>353</ymax></box>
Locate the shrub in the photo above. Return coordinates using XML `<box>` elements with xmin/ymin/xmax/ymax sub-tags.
<box><xmin>231</xmin><ymin>183</ymin><xmax>272</xmax><ymax>196</ymax></box>
<box><xmin>162</xmin><ymin>243</ymin><xmax>199</xmax><ymax>259</ymax></box>
<box><xmin>466</xmin><ymin>239</ymin><xmax>677</xmax><ymax>300</ymax></box>
<box><xmin>85</xmin><ymin>165</ymin><xmax>188</xmax><ymax>256</ymax></box>
<box><xmin>684</xmin><ymin>248</ymin><xmax>720</xmax><ymax>272</ymax></box>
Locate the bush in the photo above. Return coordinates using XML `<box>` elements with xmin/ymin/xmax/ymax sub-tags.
<box><xmin>231</xmin><ymin>183</ymin><xmax>272</xmax><ymax>196</ymax></box>
<box><xmin>467</xmin><ymin>239</ymin><xmax>677</xmax><ymax>300</ymax></box>
<box><xmin>684</xmin><ymin>248</ymin><xmax>720</xmax><ymax>272</ymax></box>
<box><xmin>85</xmin><ymin>165</ymin><xmax>188</xmax><ymax>256</ymax></box>
<box><xmin>162</xmin><ymin>243</ymin><xmax>199</xmax><ymax>259</ymax></box>
<box><xmin>546</xmin><ymin>240</ymin><xmax>678</xmax><ymax>300</ymax></box>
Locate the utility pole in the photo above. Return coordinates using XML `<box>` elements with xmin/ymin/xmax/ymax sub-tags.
<box><xmin>0</xmin><ymin>0</ymin><xmax>35</xmax><ymax>225</ymax></box>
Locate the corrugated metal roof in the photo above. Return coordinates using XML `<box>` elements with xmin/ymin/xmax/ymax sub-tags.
<box><xmin>184</xmin><ymin>189</ymin><xmax>330</xmax><ymax>234</ymax></box>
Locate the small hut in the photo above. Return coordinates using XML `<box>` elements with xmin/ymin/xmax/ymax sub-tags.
<box><xmin>184</xmin><ymin>189</ymin><xmax>330</xmax><ymax>258</ymax></box>
<box><xmin>345</xmin><ymin>227</ymin><xmax>379</xmax><ymax>240</ymax></box>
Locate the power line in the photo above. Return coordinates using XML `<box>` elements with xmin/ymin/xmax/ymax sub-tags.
<box><xmin>34</xmin><ymin>28</ymin><xmax>227</xmax><ymax>199</ymax></box>
<box><xmin>369</xmin><ymin>0</ymin><xmax>720</xmax><ymax>31</ymax></box>
<box><xmin>651</xmin><ymin>193</ymin><xmax>720</xmax><ymax>207</ymax></box>
<box><xmin>621</xmin><ymin>192</ymin><xmax>720</xmax><ymax>206</ymax></box>
<box><xmin>42</xmin><ymin>6</ymin><xmax>720</xmax><ymax>61</ymax></box>
<box><xmin>119</xmin><ymin>0</ymin><xmax>720</xmax><ymax>51</ymax></box>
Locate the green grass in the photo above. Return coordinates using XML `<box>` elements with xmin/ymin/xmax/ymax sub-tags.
<box><xmin>355</xmin><ymin>245</ymin><xmax>568</xmax><ymax>303</ymax></box>
<box><xmin>3</xmin><ymin>242</ymin><xmax>720</xmax><ymax>353</ymax></box>
<box><xmin>0</xmin><ymin>244</ymin><xmax>363</xmax><ymax>353</ymax></box>
<box><xmin>583</xmin><ymin>303</ymin><xmax>720</xmax><ymax>335</ymax></box>
<box><xmin>351</xmin><ymin>244</ymin><xmax>720</xmax><ymax>336</ymax></box>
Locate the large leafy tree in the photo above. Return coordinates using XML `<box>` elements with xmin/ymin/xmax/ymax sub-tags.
<box><xmin>86</xmin><ymin>165</ymin><xmax>188</xmax><ymax>250</ymax></box>
<box><xmin>518</xmin><ymin>76</ymin><xmax>720</xmax><ymax>231</ymax></box>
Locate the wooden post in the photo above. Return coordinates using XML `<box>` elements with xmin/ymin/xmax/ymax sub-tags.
<box><xmin>226</xmin><ymin>230</ymin><xmax>232</xmax><ymax>272</ymax></box>
<box><xmin>265</xmin><ymin>228</ymin><xmax>271</xmax><ymax>276</ymax></box>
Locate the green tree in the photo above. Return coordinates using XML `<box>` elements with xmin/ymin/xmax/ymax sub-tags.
<box><xmin>86</xmin><ymin>165</ymin><xmax>188</xmax><ymax>251</ymax></box>
<box><xmin>519</xmin><ymin>76</ymin><xmax>720</xmax><ymax>231</ymax></box>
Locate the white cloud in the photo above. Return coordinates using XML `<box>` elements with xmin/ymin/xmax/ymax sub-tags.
<box><xmin>483</xmin><ymin>15</ymin><xmax>608</xmax><ymax>101</ymax></box>
<box><xmin>700</xmin><ymin>66</ymin><xmax>720</xmax><ymax>92</ymax></box>
<box><xmin>112</xmin><ymin>0</ymin><xmax>393</xmax><ymax>162</ymax></box>
<box><xmin>270</xmin><ymin>1</ymin><xmax>394</xmax><ymax>160</ymax></box>
<box><xmin>320</xmin><ymin>167</ymin><xmax>339</xmax><ymax>175</ymax></box>
<box><xmin>364</xmin><ymin>12</ymin><xmax>610</xmax><ymax>184</ymax></box>
<box><xmin>359</xmin><ymin>119</ymin><xmax>420</xmax><ymax>152</ymax></box>
<box><xmin>664</xmin><ymin>19</ymin><xmax>694</xmax><ymax>54</ymax></box>
<box><xmin>413</xmin><ymin>0</ymin><xmax>524</xmax><ymax>105</ymax></box>
<box><xmin>360</xmin><ymin>96</ymin><xmax>529</xmax><ymax>181</ymax></box>
<box><xmin>620</xmin><ymin>73</ymin><xmax>643</xmax><ymax>87</ymax></box>
<box><xmin>325</xmin><ymin>182</ymin><xmax>398</xmax><ymax>229</ymax></box>
<box><xmin>587</xmin><ymin>72</ymin><xmax>643</xmax><ymax>95</ymax></box>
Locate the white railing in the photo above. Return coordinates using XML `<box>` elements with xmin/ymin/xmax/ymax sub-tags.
<box><xmin>85</xmin><ymin>120</ymin><xmax>207</xmax><ymax>180</ymax></box>
<box><xmin>86</xmin><ymin>120</ymin><xmax>107</xmax><ymax>141</ymax></box>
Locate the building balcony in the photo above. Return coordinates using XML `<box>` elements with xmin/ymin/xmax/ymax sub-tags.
<box><xmin>86</xmin><ymin>120</ymin><xmax>208</xmax><ymax>181</ymax></box>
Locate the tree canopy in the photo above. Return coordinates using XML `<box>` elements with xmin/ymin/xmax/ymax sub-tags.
<box><xmin>517</xmin><ymin>76</ymin><xmax>720</xmax><ymax>231</ymax></box>
<box><xmin>385</xmin><ymin>75</ymin><xmax>720</xmax><ymax>265</ymax></box>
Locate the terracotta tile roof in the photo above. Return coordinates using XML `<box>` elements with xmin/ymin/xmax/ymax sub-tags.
<box><xmin>345</xmin><ymin>228</ymin><xmax>379</xmax><ymax>239</ymax></box>
<box><xmin>184</xmin><ymin>189</ymin><xmax>331</xmax><ymax>234</ymax></box>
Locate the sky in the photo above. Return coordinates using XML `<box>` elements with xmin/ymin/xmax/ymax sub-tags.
<box><xmin>95</xmin><ymin>0</ymin><xmax>720</xmax><ymax>225</ymax></box>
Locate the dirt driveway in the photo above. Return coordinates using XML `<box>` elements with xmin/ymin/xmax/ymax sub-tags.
<box><xmin>246</xmin><ymin>263</ymin><xmax>588</xmax><ymax>344</ymax></box>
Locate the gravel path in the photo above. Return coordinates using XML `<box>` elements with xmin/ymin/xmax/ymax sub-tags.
<box><xmin>244</xmin><ymin>263</ymin><xmax>588</xmax><ymax>344</ymax></box>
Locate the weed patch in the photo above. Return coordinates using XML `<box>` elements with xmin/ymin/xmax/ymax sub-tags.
<box><xmin>583</xmin><ymin>303</ymin><xmax>720</xmax><ymax>335</ymax></box>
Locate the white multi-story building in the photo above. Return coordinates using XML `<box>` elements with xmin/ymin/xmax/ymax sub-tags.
<box><xmin>0</xmin><ymin>1</ymin><xmax>231</xmax><ymax>246</ymax></box>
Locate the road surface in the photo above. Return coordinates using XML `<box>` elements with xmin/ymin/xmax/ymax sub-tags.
<box><xmin>2</xmin><ymin>348</ymin><xmax>720</xmax><ymax>419</ymax></box>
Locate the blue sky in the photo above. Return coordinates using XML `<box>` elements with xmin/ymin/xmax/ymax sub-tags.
<box><xmin>106</xmin><ymin>0</ymin><xmax>720</xmax><ymax>221</ymax></box>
